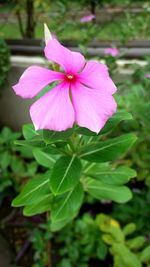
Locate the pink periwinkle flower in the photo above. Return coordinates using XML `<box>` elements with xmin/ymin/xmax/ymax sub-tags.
<box><xmin>80</xmin><ymin>14</ymin><xmax>95</xmax><ymax>23</ymax></box>
<box><xmin>144</xmin><ymin>73</ymin><xmax>150</xmax><ymax>78</ymax></box>
<box><xmin>104</xmin><ymin>47</ymin><xmax>119</xmax><ymax>57</ymax></box>
<box><xmin>12</xmin><ymin>31</ymin><xmax>117</xmax><ymax>133</ymax></box>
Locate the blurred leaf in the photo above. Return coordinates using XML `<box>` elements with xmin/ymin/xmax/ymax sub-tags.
<box><xmin>140</xmin><ymin>246</ymin><xmax>150</xmax><ymax>263</ymax></box>
<box><xmin>123</xmin><ymin>223</ymin><xmax>136</xmax><ymax>236</ymax></box>
<box><xmin>11</xmin><ymin>155</ymin><xmax>25</xmax><ymax>175</ymax></box>
<box><xmin>0</xmin><ymin>151</ymin><xmax>11</xmax><ymax>169</ymax></box>
<box><xmin>112</xmin><ymin>243</ymin><xmax>142</xmax><ymax>267</ymax></box>
<box><xmin>127</xmin><ymin>236</ymin><xmax>145</xmax><ymax>250</ymax></box>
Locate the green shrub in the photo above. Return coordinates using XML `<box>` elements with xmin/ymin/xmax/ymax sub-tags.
<box><xmin>0</xmin><ymin>39</ymin><xmax>10</xmax><ymax>92</ymax></box>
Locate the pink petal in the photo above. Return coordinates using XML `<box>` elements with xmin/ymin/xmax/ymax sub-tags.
<box><xmin>80</xmin><ymin>14</ymin><xmax>96</xmax><ymax>23</ymax></box>
<box><xmin>44</xmin><ymin>38</ymin><xmax>85</xmax><ymax>73</ymax></box>
<box><xmin>12</xmin><ymin>66</ymin><xmax>64</xmax><ymax>99</ymax></box>
<box><xmin>30</xmin><ymin>82</ymin><xmax>75</xmax><ymax>131</ymax></box>
<box><xmin>78</xmin><ymin>60</ymin><xmax>117</xmax><ymax>94</ymax></box>
<box><xmin>71</xmin><ymin>83</ymin><xmax>117</xmax><ymax>133</ymax></box>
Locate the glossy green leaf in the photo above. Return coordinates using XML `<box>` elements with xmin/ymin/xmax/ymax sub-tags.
<box><xmin>100</xmin><ymin>111</ymin><xmax>133</xmax><ymax>135</ymax></box>
<box><xmin>23</xmin><ymin>193</ymin><xmax>53</xmax><ymax>216</ymax></box>
<box><xmin>32</xmin><ymin>148</ymin><xmax>56</xmax><ymax>168</ymax></box>
<box><xmin>50</xmin><ymin>155</ymin><xmax>82</xmax><ymax>195</ymax></box>
<box><xmin>80</xmin><ymin>134</ymin><xmax>137</xmax><ymax>163</ymax></box>
<box><xmin>51</xmin><ymin>183</ymin><xmax>84</xmax><ymax>231</ymax></box>
<box><xmin>43</xmin><ymin>128</ymin><xmax>73</xmax><ymax>144</ymax></box>
<box><xmin>76</xmin><ymin>127</ymin><xmax>97</xmax><ymax>136</ymax></box>
<box><xmin>22</xmin><ymin>124</ymin><xmax>40</xmax><ymax>140</ymax></box>
<box><xmin>85</xmin><ymin>177</ymin><xmax>132</xmax><ymax>203</ymax></box>
<box><xmin>12</xmin><ymin>172</ymin><xmax>51</xmax><ymax>207</ymax></box>
<box><xmin>86</xmin><ymin>165</ymin><xmax>136</xmax><ymax>185</ymax></box>
<box><xmin>14</xmin><ymin>139</ymin><xmax>45</xmax><ymax>148</ymax></box>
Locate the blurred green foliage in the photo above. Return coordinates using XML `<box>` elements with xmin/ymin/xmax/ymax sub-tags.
<box><xmin>0</xmin><ymin>39</ymin><xmax>10</xmax><ymax>91</ymax></box>
<box><xmin>0</xmin><ymin>127</ymin><xmax>38</xmax><ymax>204</ymax></box>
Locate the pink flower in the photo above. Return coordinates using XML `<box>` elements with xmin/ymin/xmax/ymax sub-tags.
<box><xmin>12</xmin><ymin>29</ymin><xmax>117</xmax><ymax>133</ymax></box>
<box><xmin>104</xmin><ymin>47</ymin><xmax>119</xmax><ymax>57</ymax></box>
<box><xmin>144</xmin><ymin>73</ymin><xmax>150</xmax><ymax>78</ymax></box>
<box><xmin>80</xmin><ymin>14</ymin><xmax>95</xmax><ymax>23</ymax></box>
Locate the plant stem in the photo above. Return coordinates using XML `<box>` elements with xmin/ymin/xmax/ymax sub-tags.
<box><xmin>47</xmin><ymin>240</ymin><xmax>52</xmax><ymax>267</ymax></box>
<box><xmin>68</xmin><ymin>139</ymin><xmax>75</xmax><ymax>152</ymax></box>
<box><xmin>46</xmin><ymin>212</ymin><xmax>52</xmax><ymax>267</ymax></box>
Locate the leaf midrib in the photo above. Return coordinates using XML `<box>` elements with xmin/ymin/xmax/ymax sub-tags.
<box><xmin>80</xmin><ymin>136</ymin><xmax>133</xmax><ymax>158</ymax></box>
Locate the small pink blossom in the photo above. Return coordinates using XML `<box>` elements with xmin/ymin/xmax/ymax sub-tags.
<box><xmin>104</xmin><ymin>47</ymin><xmax>119</xmax><ymax>57</ymax></box>
<box><xmin>80</xmin><ymin>14</ymin><xmax>95</xmax><ymax>23</ymax></box>
<box><xmin>12</xmin><ymin>30</ymin><xmax>117</xmax><ymax>133</ymax></box>
<box><xmin>144</xmin><ymin>73</ymin><xmax>150</xmax><ymax>78</ymax></box>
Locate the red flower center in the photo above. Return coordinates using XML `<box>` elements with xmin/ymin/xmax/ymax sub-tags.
<box><xmin>65</xmin><ymin>74</ymin><xmax>76</xmax><ymax>82</ymax></box>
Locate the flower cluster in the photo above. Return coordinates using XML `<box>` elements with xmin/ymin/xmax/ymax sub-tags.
<box><xmin>104</xmin><ymin>47</ymin><xmax>119</xmax><ymax>57</ymax></box>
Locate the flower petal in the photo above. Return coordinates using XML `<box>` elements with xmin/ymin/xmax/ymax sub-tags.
<box><xmin>30</xmin><ymin>82</ymin><xmax>75</xmax><ymax>131</ymax></box>
<box><xmin>44</xmin><ymin>38</ymin><xmax>85</xmax><ymax>73</ymax></box>
<box><xmin>71</xmin><ymin>83</ymin><xmax>117</xmax><ymax>133</ymax></box>
<box><xmin>13</xmin><ymin>66</ymin><xmax>64</xmax><ymax>99</ymax></box>
<box><xmin>78</xmin><ymin>60</ymin><xmax>117</xmax><ymax>94</ymax></box>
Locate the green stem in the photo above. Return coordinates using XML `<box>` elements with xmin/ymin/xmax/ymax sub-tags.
<box><xmin>68</xmin><ymin>139</ymin><xmax>75</xmax><ymax>152</ymax></box>
<box><xmin>84</xmin><ymin>162</ymin><xmax>96</xmax><ymax>173</ymax></box>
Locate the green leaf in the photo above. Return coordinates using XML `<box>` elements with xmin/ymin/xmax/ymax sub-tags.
<box><xmin>32</xmin><ymin>148</ymin><xmax>56</xmax><ymax>168</ymax></box>
<box><xmin>0</xmin><ymin>178</ymin><xmax>12</xmax><ymax>192</ymax></box>
<box><xmin>14</xmin><ymin>139</ymin><xmax>45</xmax><ymax>148</ymax></box>
<box><xmin>12</xmin><ymin>172</ymin><xmax>51</xmax><ymax>207</ymax></box>
<box><xmin>80</xmin><ymin>134</ymin><xmax>137</xmax><ymax>163</ymax></box>
<box><xmin>23</xmin><ymin>193</ymin><xmax>53</xmax><ymax>216</ymax></box>
<box><xmin>0</xmin><ymin>151</ymin><xmax>11</xmax><ymax>169</ymax></box>
<box><xmin>85</xmin><ymin>178</ymin><xmax>132</xmax><ymax>203</ymax></box>
<box><xmin>100</xmin><ymin>111</ymin><xmax>133</xmax><ymax>135</ymax></box>
<box><xmin>0</xmin><ymin>127</ymin><xmax>21</xmax><ymax>143</ymax></box>
<box><xmin>26</xmin><ymin>162</ymin><xmax>38</xmax><ymax>176</ymax></box>
<box><xmin>43</xmin><ymin>128</ymin><xmax>74</xmax><ymax>144</ymax></box>
<box><xmin>86</xmin><ymin>165</ymin><xmax>136</xmax><ymax>185</ymax></box>
<box><xmin>11</xmin><ymin>156</ymin><xmax>25</xmax><ymax>175</ymax></box>
<box><xmin>140</xmin><ymin>246</ymin><xmax>150</xmax><ymax>263</ymax></box>
<box><xmin>22</xmin><ymin>124</ymin><xmax>41</xmax><ymax>140</ymax></box>
<box><xmin>123</xmin><ymin>223</ymin><xmax>136</xmax><ymax>236</ymax></box>
<box><xmin>112</xmin><ymin>243</ymin><xmax>142</xmax><ymax>267</ymax></box>
<box><xmin>127</xmin><ymin>236</ymin><xmax>145</xmax><ymax>250</ymax></box>
<box><xmin>76</xmin><ymin>127</ymin><xmax>97</xmax><ymax>136</ymax></box>
<box><xmin>50</xmin><ymin>155</ymin><xmax>82</xmax><ymax>195</ymax></box>
<box><xmin>51</xmin><ymin>183</ymin><xmax>84</xmax><ymax>231</ymax></box>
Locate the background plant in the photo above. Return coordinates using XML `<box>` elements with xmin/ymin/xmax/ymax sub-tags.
<box><xmin>0</xmin><ymin>39</ymin><xmax>10</xmax><ymax>92</ymax></box>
